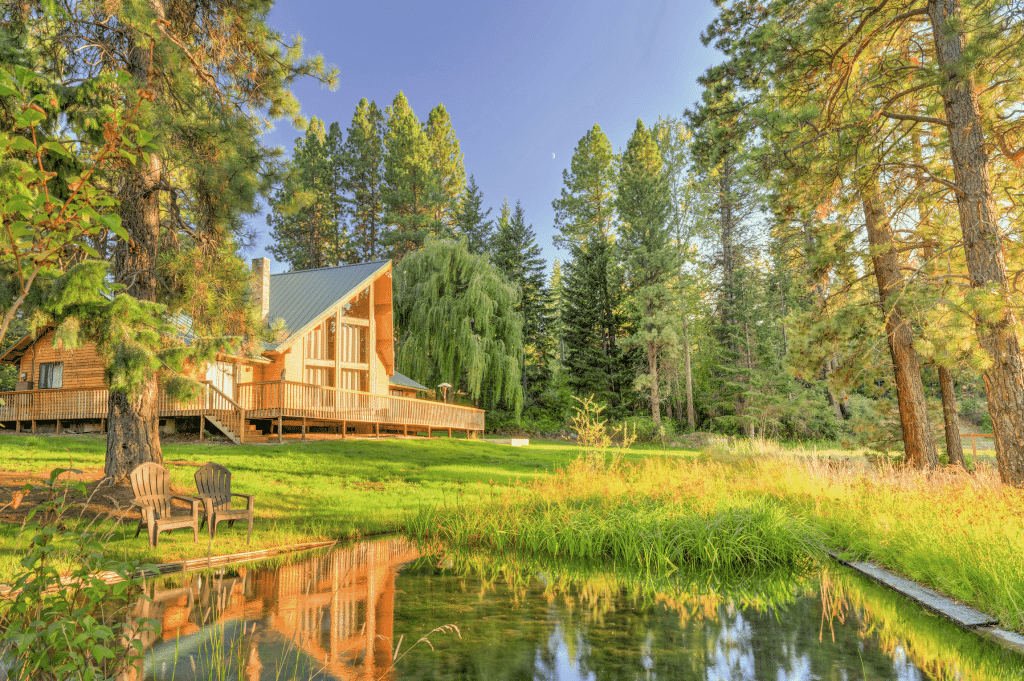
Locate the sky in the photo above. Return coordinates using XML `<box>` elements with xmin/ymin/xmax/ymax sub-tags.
<box><xmin>251</xmin><ymin>0</ymin><xmax>723</xmax><ymax>274</ymax></box>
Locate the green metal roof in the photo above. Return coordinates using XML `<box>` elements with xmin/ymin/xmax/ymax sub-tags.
<box><xmin>389</xmin><ymin>371</ymin><xmax>427</xmax><ymax>391</ymax></box>
<box><xmin>266</xmin><ymin>261</ymin><xmax>390</xmax><ymax>350</ymax></box>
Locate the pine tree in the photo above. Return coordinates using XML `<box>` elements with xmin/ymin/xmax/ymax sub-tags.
<box><xmin>266</xmin><ymin>117</ymin><xmax>344</xmax><ymax>270</ymax></box>
<box><xmin>339</xmin><ymin>98</ymin><xmax>387</xmax><ymax>262</ymax></box>
<box><xmin>616</xmin><ymin>119</ymin><xmax>676</xmax><ymax>432</ymax></box>
<box><xmin>382</xmin><ymin>92</ymin><xmax>442</xmax><ymax>261</ymax></box>
<box><xmin>553</xmin><ymin>125</ymin><xmax>626</xmax><ymax>412</ymax></box>
<box><xmin>424</xmin><ymin>103</ymin><xmax>466</xmax><ymax>236</ymax></box>
<box><xmin>8</xmin><ymin>0</ymin><xmax>336</xmax><ymax>479</ymax></box>
<box><xmin>455</xmin><ymin>175</ymin><xmax>494</xmax><ymax>255</ymax></box>
<box><xmin>492</xmin><ymin>200</ymin><xmax>548</xmax><ymax>404</ymax></box>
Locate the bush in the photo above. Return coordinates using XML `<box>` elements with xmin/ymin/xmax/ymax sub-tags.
<box><xmin>0</xmin><ymin>469</ymin><xmax>159</xmax><ymax>680</ymax></box>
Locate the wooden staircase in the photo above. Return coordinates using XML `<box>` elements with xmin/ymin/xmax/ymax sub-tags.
<box><xmin>205</xmin><ymin>415</ymin><xmax>242</xmax><ymax>445</ymax></box>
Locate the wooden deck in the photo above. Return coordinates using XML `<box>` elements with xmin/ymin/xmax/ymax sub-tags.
<box><xmin>0</xmin><ymin>380</ymin><xmax>485</xmax><ymax>442</ymax></box>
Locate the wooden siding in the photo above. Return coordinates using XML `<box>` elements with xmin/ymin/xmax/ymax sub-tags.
<box><xmin>17</xmin><ymin>331</ymin><xmax>106</xmax><ymax>391</ymax></box>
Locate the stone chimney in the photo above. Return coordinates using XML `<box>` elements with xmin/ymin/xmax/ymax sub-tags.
<box><xmin>251</xmin><ymin>258</ymin><xmax>270</xmax><ymax>324</ymax></box>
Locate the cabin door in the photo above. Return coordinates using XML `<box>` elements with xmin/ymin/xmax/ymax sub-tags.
<box><xmin>206</xmin><ymin>361</ymin><xmax>237</xmax><ymax>401</ymax></box>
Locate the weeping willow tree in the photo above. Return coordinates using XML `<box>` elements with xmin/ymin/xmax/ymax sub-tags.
<box><xmin>394</xmin><ymin>237</ymin><xmax>523</xmax><ymax>414</ymax></box>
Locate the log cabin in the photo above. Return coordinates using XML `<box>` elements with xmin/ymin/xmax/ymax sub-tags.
<box><xmin>0</xmin><ymin>259</ymin><xmax>484</xmax><ymax>442</ymax></box>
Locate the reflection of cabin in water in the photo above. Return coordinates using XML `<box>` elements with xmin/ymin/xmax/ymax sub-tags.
<box><xmin>133</xmin><ymin>536</ymin><xmax>419</xmax><ymax>680</ymax></box>
<box><xmin>0</xmin><ymin>259</ymin><xmax>484</xmax><ymax>442</ymax></box>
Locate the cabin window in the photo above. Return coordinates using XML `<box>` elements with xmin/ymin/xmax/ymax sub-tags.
<box><xmin>305</xmin><ymin>367</ymin><xmax>335</xmax><ymax>387</ymax></box>
<box><xmin>339</xmin><ymin>324</ymin><xmax>367</xmax><ymax>364</ymax></box>
<box><xmin>339</xmin><ymin>369</ymin><xmax>367</xmax><ymax>392</ymax></box>
<box><xmin>39</xmin><ymin>362</ymin><xmax>63</xmax><ymax>389</ymax></box>
<box><xmin>390</xmin><ymin>389</ymin><xmax>406</xmax><ymax>397</ymax></box>
<box><xmin>341</xmin><ymin>287</ymin><xmax>370</xmax><ymax>319</ymax></box>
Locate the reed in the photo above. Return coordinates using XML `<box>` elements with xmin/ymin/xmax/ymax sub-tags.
<box><xmin>407</xmin><ymin>496</ymin><xmax>827</xmax><ymax>577</ymax></box>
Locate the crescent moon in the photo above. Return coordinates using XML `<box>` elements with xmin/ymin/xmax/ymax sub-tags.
<box><xmin>552</xmin><ymin>153</ymin><xmax>555</xmax><ymax>159</ymax></box>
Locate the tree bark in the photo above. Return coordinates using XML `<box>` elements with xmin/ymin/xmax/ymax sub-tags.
<box><xmin>938</xmin><ymin>367</ymin><xmax>966</xmax><ymax>468</ymax></box>
<box><xmin>106</xmin><ymin>15</ymin><xmax>165</xmax><ymax>482</ymax></box>
<box><xmin>647</xmin><ymin>338</ymin><xmax>662</xmax><ymax>431</ymax></box>
<box><xmin>928</xmin><ymin>0</ymin><xmax>1024</xmax><ymax>485</ymax></box>
<box><xmin>862</xmin><ymin>187</ymin><xmax>938</xmax><ymax>469</ymax></box>
<box><xmin>683</xmin><ymin>315</ymin><xmax>695</xmax><ymax>430</ymax></box>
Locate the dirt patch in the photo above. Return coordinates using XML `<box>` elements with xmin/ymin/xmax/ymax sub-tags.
<box><xmin>0</xmin><ymin>462</ymin><xmax>206</xmax><ymax>529</ymax></box>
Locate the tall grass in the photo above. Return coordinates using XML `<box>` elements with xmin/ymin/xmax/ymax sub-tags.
<box><xmin>407</xmin><ymin>493</ymin><xmax>827</xmax><ymax>577</ymax></box>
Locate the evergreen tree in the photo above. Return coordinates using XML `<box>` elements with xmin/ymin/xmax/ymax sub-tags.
<box><xmin>266</xmin><ymin>117</ymin><xmax>344</xmax><ymax>270</ymax></box>
<box><xmin>7</xmin><ymin>0</ymin><xmax>336</xmax><ymax>479</ymax></box>
<box><xmin>561</xmin><ymin>232</ymin><xmax>626</xmax><ymax>412</ymax></box>
<box><xmin>394</xmin><ymin>237</ymin><xmax>523</xmax><ymax>414</ymax></box>
<box><xmin>616</xmin><ymin>119</ymin><xmax>676</xmax><ymax>432</ymax></box>
<box><xmin>553</xmin><ymin>125</ymin><xmax>627</xmax><ymax>412</ymax></box>
<box><xmin>339</xmin><ymin>98</ymin><xmax>388</xmax><ymax>262</ymax></box>
<box><xmin>382</xmin><ymin>92</ymin><xmax>441</xmax><ymax>261</ymax></box>
<box><xmin>455</xmin><ymin>174</ymin><xmax>494</xmax><ymax>255</ymax></box>
<box><xmin>424</xmin><ymin>103</ymin><xmax>466</xmax><ymax>235</ymax></box>
<box><xmin>493</xmin><ymin>199</ymin><xmax>548</xmax><ymax>404</ymax></box>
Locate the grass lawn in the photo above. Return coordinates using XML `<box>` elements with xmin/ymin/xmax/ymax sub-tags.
<box><xmin>0</xmin><ymin>433</ymin><xmax>681</xmax><ymax>577</ymax></box>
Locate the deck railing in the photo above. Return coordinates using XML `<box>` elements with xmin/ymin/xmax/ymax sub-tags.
<box><xmin>0</xmin><ymin>380</ymin><xmax>484</xmax><ymax>432</ymax></box>
<box><xmin>238</xmin><ymin>380</ymin><xmax>485</xmax><ymax>431</ymax></box>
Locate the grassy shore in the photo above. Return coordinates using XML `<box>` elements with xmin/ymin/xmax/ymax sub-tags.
<box><xmin>1</xmin><ymin>432</ymin><xmax>1022</xmax><ymax>633</ymax></box>
<box><xmin>0</xmin><ymin>433</ymin><xmax>667</xmax><ymax>575</ymax></box>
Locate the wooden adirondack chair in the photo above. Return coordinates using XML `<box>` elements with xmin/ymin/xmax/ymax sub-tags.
<box><xmin>129</xmin><ymin>462</ymin><xmax>201</xmax><ymax>548</ymax></box>
<box><xmin>194</xmin><ymin>462</ymin><xmax>255</xmax><ymax>543</ymax></box>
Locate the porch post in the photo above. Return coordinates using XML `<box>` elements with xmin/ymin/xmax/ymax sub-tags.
<box><xmin>199</xmin><ymin>416</ymin><xmax>204</xmax><ymax>441</ymax></box>
<box><xmin>427</xmin><ymin>426</ymin><xmax>431</xmax><ymax>438</ymax></box>
<box><xmin>56</xmin><ymin>419</ymin><xmax>61</xmax><ymax>435</ymax></box>
<box><xmin>31</xmin><ymin>419</ymin><xmax>36</xmax><ymax>434</ymax></box>
<box><xmin>302</xmin><ymin>417</ymin><xmax>306</xmax><ymax>441</ymax></box>
<box><xmin>14</xmin><ymin>420</ymin><xmax>19</xmax><ymax>434</ymax></box>
<box><xmin>277</xmin><ymin>415</ymin><xmax>283</xmax><ymax>444</ymax></box>
<box><xmin>375</xmin><ymin>422</ymin><xmax>379</xmax><ymax>438</ymax></box>
<box><xmin>342</xmin><ymin>420</ymin><xmax>346</xmax><ymax>439</ymax></box>
<box><xmin>448</xmin><ymin>427</ymin><xmax>452</xmax><ymax>438</ymax></box>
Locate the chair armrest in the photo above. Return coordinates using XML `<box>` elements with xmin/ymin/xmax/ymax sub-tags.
<box><xmin>171</xmin><ymin>495</ymin><xmax>202</xmax><ymax>518</ymax></box>
<box><xmin>230</xmin><ymin>493</ymin><xmax>256</xmax><ymax>510</ymax></box>
<box><xmin>198</xmin><ymin>496</ymin><xmax>215</xmax><ymax>519</ymax></box>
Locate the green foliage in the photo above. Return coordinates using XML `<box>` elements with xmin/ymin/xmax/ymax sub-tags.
<box><xmin>454</xmin><ymin>174</ymin><xmax>494</xmax><ymax>255</ymax></box>
<box><xmin>394</xmin><ymin>237</ymin><xmax>524</xmax><ymax>413</ymax></box>
<box><xmin>382</xmin><ymin>93</ymin><xmax>442</xmax><ymax>260</ymax></box>
<box><xmin>267</xmin><ymin>117</ymin><xmax>346</xmax><ymax>270</ymax></box>
<box><xmin>0</xmin><ymin>468</ymin><xmax>158</xmax><ymax>680</ymax></box>
<box><xmin>339</xmin><ymin>98</ymin><xmax>388</xmax><ymax>262</ymax></box>
<box><xmin>0</xmin><ymin>67</ymin><xmax>144</xmax><ymax>345</ymax></box>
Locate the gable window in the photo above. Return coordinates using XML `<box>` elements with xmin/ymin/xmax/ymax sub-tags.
<box><xmin>39</xmin><ymin>362</ymin><xmax>63</xmax><ymax>389</ymax></box>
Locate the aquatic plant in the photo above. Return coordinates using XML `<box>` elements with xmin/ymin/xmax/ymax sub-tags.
<box><xmin>407</xmin><ymin>495</ymin><xmax>826</xmax><ymax>577</ymax></box>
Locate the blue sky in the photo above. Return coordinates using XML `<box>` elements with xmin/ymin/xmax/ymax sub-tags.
<box><xmin>252</xmin><ymin>0</ymin><xmax>722</xmax><ymax>273</ymax></box>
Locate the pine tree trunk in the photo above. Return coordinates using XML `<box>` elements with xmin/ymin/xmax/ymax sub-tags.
<box><xmin>938</xmin><ymin>366</ymin><xmax>966</xmax><ymax>468</ymax></box>
<box><xmin>684</xmin><ymin>316</ymin><xmax>695</xmax><ymax>431</ymax></box>
<box><xmin>862</xmin><ymin>188</ymin><xmax>938</xmax><ymax>469</ymax></box>
<box><xmin>928</xmin><ymin>0</ymin><xmax>1024</xmax><ymax>485</ymax></box>
<box><xmin>106</xmin><ymin>17</ymin><xmax>164</xmax><ymax>482</ymax></box>
<box><xmin>648</xmin><ymin>339</ymin><xmax>662</xmax><ymax>431</ymax></box>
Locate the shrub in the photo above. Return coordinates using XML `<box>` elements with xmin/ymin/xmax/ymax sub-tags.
<box><xmin>0</xmin><ymin>469</ymin><xmax>159</xmax><ymax>681</ymax></box>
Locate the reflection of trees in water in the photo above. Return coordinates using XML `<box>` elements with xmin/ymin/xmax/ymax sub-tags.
<box><xmin>132</xmin><ymin>541</ymin><xmax>1017</xmax><ymax>680</ymax></box>
<box><xmin>393</xmin><ymin>551</ymin><xmax>1011</xmax><ymax>681</ymax></box>
<box><xmin>819</xmin><ymin>569</ymin><xmax>1021</xmax><ymax>681</ymax></box>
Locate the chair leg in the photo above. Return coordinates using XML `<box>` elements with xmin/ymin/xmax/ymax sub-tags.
<box><xmin>246</xmin><ymin>517</ymin><xmax>253</xmax><ymax>544</ymax></box>
<box><xmin>135</xmin><ymin>521</ymin><xmax>144</xmax><ymax>539</ymax></box>
<box><xmin>149</xmin><ymin>525</ymin><xmax>158</xmax><ymax>549</ymax></box>
<box><xmin>192</xmin><ymin>523</ymin><xmax>199</xmax><ymax>543</ymax></box>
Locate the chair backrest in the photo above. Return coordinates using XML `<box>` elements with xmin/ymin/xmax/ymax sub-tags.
<box><xmin>130</xmin><ymin>462</ymin><xmax>173</xmax><ymax>518</ymax></box>
<box><xmin>195</xmin><ymin>462</ymin><xmax>232</xmax><ymax>509</ymax></box>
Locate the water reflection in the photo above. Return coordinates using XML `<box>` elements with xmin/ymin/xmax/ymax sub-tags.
<box><xmin>136</xmin><ymin>537</ymin><xmax>1022</xmax><ymax>680</ymax></box>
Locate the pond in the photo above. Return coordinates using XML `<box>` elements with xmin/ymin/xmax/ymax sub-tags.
<box><xmin>136</xmin><ymin>536</ymin><xmax>1022</xmax><ymax>680</ymax></box>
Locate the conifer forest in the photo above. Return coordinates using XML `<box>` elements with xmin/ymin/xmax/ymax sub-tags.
<box><xmin>3</xmin><ymin>0</ymin><xmax>1024</xmax><ymax>487</ymax></box>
